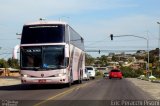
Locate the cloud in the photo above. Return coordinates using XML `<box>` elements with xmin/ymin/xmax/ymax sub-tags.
<box><xmin>0</xmin><ymin>0</ymin><xmax>139</xmax><ymax>22</ymax></box>
<box><xmin>0</xmin><ymin>0</ymin><xmax>159</xmax><ymax>58</ymax></box>
<box><xmin>76</xmin><ymin>14</ymin><xmax>159</xmax><ymax>51</ymax></box>
<box><xmin>0</xmin><ymin>0</ymin><xmax>140</xmax><ymax>37</ymax></box>
<box><xmin>79</xmin><ymin>14</ymin><xmax>157</xmax><ymax>37</ymax></box>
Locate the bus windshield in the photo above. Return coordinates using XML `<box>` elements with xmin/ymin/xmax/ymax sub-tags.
<box><xmin>21</xmin><ymin>45</ymin><xmax>65</xmax><ymax>70</ymax></box>
<box><xmin>21</xmin><ymin>25</ymin><xmax>65</xmax><ymax>44</ymax></box>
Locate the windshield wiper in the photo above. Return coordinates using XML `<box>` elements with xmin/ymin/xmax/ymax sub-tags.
<box><xmin>58</xmin><ymin>65</ymin><xmax>66</xmax><ymax>68</ymax></box>
<box><xmin>21</xmin><ymin>67</ymin><xmax>41</xmax><ymax>71</ymax></box>
<box><xmin>33</xmin><ymin>67</ymin><xmax>41</xmax><ymax>71</ymax></box>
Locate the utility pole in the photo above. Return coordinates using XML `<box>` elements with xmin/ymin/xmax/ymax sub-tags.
<box><xmin>157</xmin><ymin>22</ymin><xmax>160</xmax><ymax>71</ymax></box>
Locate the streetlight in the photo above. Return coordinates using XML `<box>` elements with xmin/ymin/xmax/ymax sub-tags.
<box><xmin>16</xmin><ymin>33</ymin><xmax>21</xmax><ymax>40</ymax></box>
<box><xmin>110</xmin><ymin>34</ymin><xmax>150</xmax><ymax>75</ymax></box>
<box><xmin>157</xmin><ymin>22</ymin><xmax>160</xmax><ymax>71</ymax></box>
<box><xmin>157</xmin><ymin>22</ymin><xmax>160</xmax><ymax>70</ymax></box>
<box><xmin>59</xmin><ymin>16</ymin><xmax>70</xmax><ymax>22</ymax></box>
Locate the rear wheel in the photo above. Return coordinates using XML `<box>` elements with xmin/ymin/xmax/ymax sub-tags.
<box><xmin>78</xmin><ymin>70</ymin><xmax>83</xmax><ymax>84</ymax></box>
<box><xmin>78</xmin><ymin>74</ymin><xmax>83</xmax><ymax>84</ymax></box>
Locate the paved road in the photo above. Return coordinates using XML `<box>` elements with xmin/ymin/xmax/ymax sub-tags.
<box><xmin>0</xmin><ymin>78</ymin><xmax>156</xmax><ymax>106</ymax></box>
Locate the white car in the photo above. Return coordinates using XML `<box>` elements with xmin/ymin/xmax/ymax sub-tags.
<box><xmin>103</xmin><ymin>72</ymin><xmax>109</xmax><ymax>78</ymax></box>
<box><xmin>85</xmin><ymin>66</ymin><xmax>95</xmax><ymax>79</ymax></box>
<box><xmin>83</xmin><ymin>68</ymin><xmax>90</xmax><ymax>81</ymax></box>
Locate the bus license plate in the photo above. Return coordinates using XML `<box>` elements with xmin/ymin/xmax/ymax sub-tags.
<box><xmin>39</xmin><ymin>79</ymin><xmax>46</xmax><ymax>83</ymax></box>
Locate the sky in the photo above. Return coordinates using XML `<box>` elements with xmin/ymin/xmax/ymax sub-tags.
<box><xmin>0</xmin><ymin>0</ymin><xmax>160</xmax><ymax>58</ymax></box>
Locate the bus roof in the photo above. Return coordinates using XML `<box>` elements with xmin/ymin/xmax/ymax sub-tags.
<box><xmin>24</xmin><ymin>21</ymin><xmax>67</xmax><ymax>26</ymax></box>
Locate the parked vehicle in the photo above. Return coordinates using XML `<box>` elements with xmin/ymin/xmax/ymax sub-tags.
<box><xmin>85</xmin><ymin>66</ymin><xmax>95</xmax><ymax>79</ymax></box>
<box><xmin>109</xmin><ymin>69</ymin><xmax>122</xmax><ymax>79</ymax></box>
<box><xmin>95</xmin><ymin>67</ymin><xmax>107</xmax><ymax>73</ymax></box>
<box><xmin>103</xmin><ymin>72</ymin><xmax>109</xmax><ymax>78</ymax></box>
<box><xmin>83</xmin><ymin>68</ymin><xmax>90</xmax><ymax>81</ymax></box>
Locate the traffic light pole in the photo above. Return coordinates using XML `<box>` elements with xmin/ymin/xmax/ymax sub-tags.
<box><xmin>110</xmin><ymin>34</ymin><xmax>150</xmax><ymax>76</ymax></box>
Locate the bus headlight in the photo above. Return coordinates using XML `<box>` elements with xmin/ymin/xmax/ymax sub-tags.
<box><xmin>58</xmin><ymin>74</ymin><xmax>63</xmax><ymax>77</ymax></box>
<box><xmin>21</xmin><ymin>74</ymin><xmax>28</xmax><ymax>77</ymax></box>
<box><xmin>55</xmin><ymin>73</ymin><xmax>66</xmax><ymax>77</ymax></box>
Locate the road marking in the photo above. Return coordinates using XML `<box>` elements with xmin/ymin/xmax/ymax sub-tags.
<box><xmin>34</xmin><ymin>83</ymin><xmax>88</xmax><ymax>106</ymax></box>
<box><xmin>34</xmin><ymin>79</ymin><xmax>101</xmax><ymax>106</ymax></box>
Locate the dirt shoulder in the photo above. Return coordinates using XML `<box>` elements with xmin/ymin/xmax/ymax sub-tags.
<box><xmin>127</xmin><ymin>78</ymin><xmax>160</xmax><ymax>100</ymax></box>
<box><xmin>0</xmin><ymin>77</ymin><xmax>21</xmax><ymax>86</ymax></box>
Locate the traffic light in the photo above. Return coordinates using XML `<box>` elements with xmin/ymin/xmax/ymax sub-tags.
<box><xmin>110</xmin><ymin>34</ymin><xmax>113</xmax><ymax>40</ymax></box>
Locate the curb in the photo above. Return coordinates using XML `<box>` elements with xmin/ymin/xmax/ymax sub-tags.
<box><xmin>151</xmin><ymin>80</ymin><xmax>160</xmax><ymax>83</ymax></box>
<box><xmin>137</xmin><ymin>77</ymin><xmax>160</xmax><ymax>83</ymax></box>
<box><xmin>0</xmin><ymin>76</ymin><xmax>20</xmax><ymax>80</ymax></box>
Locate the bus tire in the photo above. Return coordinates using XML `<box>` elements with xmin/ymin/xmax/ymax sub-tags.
<box><xmin>66</xmin><ymin>81</ymin><xmax>71</xmax><ymax>87</ymax></box>
<box><xmin>78</xmin><ymin>70</ymin><xmax>83</xmax><ymax>84</ymax></box>
<box><xmin>78</xmin><ymin>78</ymin><xmax>82</xmax><ymax>84</ymax></box>
<box><xmin>67</xmin><ymin>70</ymin><xmax>72</xmax><ymax>87</ymax></box>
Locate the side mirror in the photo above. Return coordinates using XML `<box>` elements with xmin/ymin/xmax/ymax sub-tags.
<box><xmin>65</xmin><ymin>44</ymin><xmax>69</xmax><ymax>57</ymax></box>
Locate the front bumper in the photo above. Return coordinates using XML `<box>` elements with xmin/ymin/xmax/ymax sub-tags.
<box><xmin>21</xmin><ymin>76</ymin><xmax>69</xmax><ymax>84</ymax></box>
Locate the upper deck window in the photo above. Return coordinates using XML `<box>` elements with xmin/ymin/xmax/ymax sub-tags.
<box><xmin>21</xmin><ymin>24</ymin><xmax>65</xmax><ymax>44</ymax></box>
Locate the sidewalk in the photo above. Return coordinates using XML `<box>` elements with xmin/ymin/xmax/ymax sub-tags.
<box><xmin>127</xmin><ymin>78</ymin><xmax>160</xmax><ymax>100</ymax></box>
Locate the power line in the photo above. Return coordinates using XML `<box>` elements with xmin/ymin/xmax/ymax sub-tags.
<box><xmin>85</xmin><ymin>49</ymin><xmax>146</xmax><ymax>53</ymax></box>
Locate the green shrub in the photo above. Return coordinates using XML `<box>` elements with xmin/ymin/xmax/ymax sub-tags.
<box><xmin>96</xmin><ymin>71</ymin><xmax>103</xmax><ymax>76</ymax></box>
<box><xmin>120</xmin><ymin>66</ymin><xmax>143</xmax><ymax>78</ymax></box>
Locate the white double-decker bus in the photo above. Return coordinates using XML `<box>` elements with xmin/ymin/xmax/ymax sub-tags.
<box><xmin>20</xmin><ymin>20</ymin><xmax>85</xmax><ymax>86</ymax></box>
